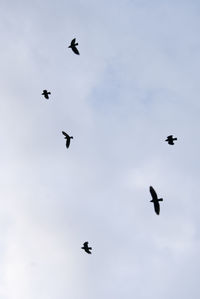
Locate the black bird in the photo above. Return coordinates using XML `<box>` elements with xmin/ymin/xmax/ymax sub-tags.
<box><xmin>149</xmin><ymin>186</ymin><xmax>163</xmax><ymax>215</ymax></box>
<box><xmin>165</xmin><ymin>135</ymin><xmax>177</xmax><ymax>145</ymax></box>
<box><xmin>81</xmin><ymin>242</ymin><xmax>92</xmax><ymax>254</ymax></box>
<box><xmin>62</xmin><ymin>131</ymin><xmax>73</xmax><ymax>148</ymax></box>
<box><xmin>68</xmin><ymin>38</ymin><xmax>80</xmax><ymax>55</ymax></box>
<box><xmin>42</xmin><ymin>90</ymin><xmax>51</xmax><ymax>99</ymax></box>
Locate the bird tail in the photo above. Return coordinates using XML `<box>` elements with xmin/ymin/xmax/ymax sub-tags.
<box><xmin>158</xmin><ymin>198</ymin><xmax>163</xmax><ymax>201</ymax></box>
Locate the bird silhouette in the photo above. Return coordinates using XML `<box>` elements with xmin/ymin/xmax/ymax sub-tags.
<box><xmin>62</xmin><ymin>131</ymin><xmax>73</xmax><ymax>148</ymax></box>
<box><xmin>165</xmin><ymin>135</ymin><xmax>177</xmax><ymax>145</ymax></box>
<box><xmin>81</xmin><ymin>242</ymin><xmax>92</xmax><ymax>254</ymax></box>
<box><xmin>42</xmin><ymin>90</ymin><xmax>51</xmax><ymax>99</ymax></box>
<box><xmin>68</xmin><ymin>38</ymin><xmax>80</xmax><ymax>55</ymax></box>
<box><xmin>149</xmin><ymin>186</ymin><xmax>163</xmax><ymax>215</ymax></box>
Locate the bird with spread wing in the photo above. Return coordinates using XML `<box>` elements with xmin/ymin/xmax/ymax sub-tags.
<box><xmin>81</xmin><ymin>242</ymin><xmax>92</xmax><ymax>254</ymax></box>
<box><xmin>149</xmin><ymin>186</ymin><xmax>163</xmax><ymax>215</ymax></box>
<box><xmin>62</xmin><ymin>131</ymin><xmax>73</xmax><ymax>148</ymax></box>
<box><xmin>165</xmin><ymin>135</ymin><xmax>177</xmax><ymax>145</ymax></box>
<box><xmin>68</xmin><ymin>38</ymin><xmax>80</xmax><ymax>55</ymax></box>
<box><xmin>42</xmin><ymin>90</ymin><xmax>51</xmax><ymax>99</ymax></box>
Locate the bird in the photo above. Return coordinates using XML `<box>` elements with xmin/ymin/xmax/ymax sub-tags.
<box><xmin>165</xmin><ymin>135</ymin><xmax>177</xmax><ymax>145</ymax></box>
<box><xmin>62</xmin><ymin>131</ymin><xmax>73</xmax><ymax>148</ymax></box>
<box><xmin>149</xmin><ymin>186</ymin><xmax>163</xmax><ymax>215</ymax></box>
<box><xmin>42</xmin><ymin>90</ymin><xmax>51</xmax><ymax>99</ymax></box>
<box><xmin>81</xmin><ymin>242</ymin><xmax>92</xmax><ymax>254</ymax></box>
<box><xmin>68</xmin><ymin>38</ymin><xmax>80</xmax><ymax>55</ymax></box>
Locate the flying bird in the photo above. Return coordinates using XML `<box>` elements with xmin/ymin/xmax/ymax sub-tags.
<box><xmin>42</xmin><ymin>90</ymin><xmax>51</xmax><ymax>99</ymax></box>
<box><xmin>165</xmin><ymin>135</ymin><xmax>177</xmax><ymax>145</ymax></box>
<box><xmin>149</xmin><ymin>186</ymin><xmax>163</xmax><ymax>215</ymax></box>
<box><xmin>81</xmin><ymin>242</ymin><xmax>92</xmax><ymax>254</ymax></box>
<box><xmin>68</xmin><ymin>38</ymin><xmax>80</xmax><ymax>55</ymax></box>
<box><xmin>62</xmin><ymin>131</ymin><xmax>73</xmax><ymax>148</ymax></box>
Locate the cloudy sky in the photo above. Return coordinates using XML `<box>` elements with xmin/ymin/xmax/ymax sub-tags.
<box><xmin>1</xmin><ymin>0</ymin><xmax>200</xmax><ymax>298</ymax></box>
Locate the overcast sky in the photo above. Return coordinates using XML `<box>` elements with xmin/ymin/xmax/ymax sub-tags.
<box><xmin>1</xmin><ymin>0</ymin><xmax>200</xmax><ymax>298</ymax></box>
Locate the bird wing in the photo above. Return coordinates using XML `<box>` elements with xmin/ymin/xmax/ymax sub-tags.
<box><xmin>154</xmin><ymin>201</ymin><xmax>160</xmax><ymax>215</ymax></box>
<box><xmin>71</xmin><ymin>38</ymin><xmax>76</xmax><ymax>45</ymax></box>
<box><xmin>85</xmin><ymin>248</ymin><xmax>92</xmax><ymax>254</ymax></box>
<box><xmin>66</xmin><ymin>138</ymin><xmax>70</xmax><ymax>148</ymax></box>
<box><xmin>72</xmin><ymin>46</ymin><xmax>80</xmax><ymax>55</ymax></box>
<box><xmin>62</xmin><ymin>131</ymin><xmax>69</xmax><ymax>138</ymax></box>
<box><xmin>83</xmin><ymin>242</ymin><xmax>88</xmax><ymax>247</ymax></box>
<box><xmin>149</xmin><ymin>186</ymin><xmax>158</xmax><ymax>200</ymax></box>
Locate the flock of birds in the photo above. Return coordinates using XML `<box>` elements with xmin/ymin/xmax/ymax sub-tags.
<box><xmin>41</xmin><ymin>38</ymin><xmax>178</xmax><ymax>255</ymax></box>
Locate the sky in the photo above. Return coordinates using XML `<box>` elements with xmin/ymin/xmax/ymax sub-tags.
<box><xmin>1</xmin><ymin>0</ymin><xmax>200</xmax><ymax>298</ymax></box>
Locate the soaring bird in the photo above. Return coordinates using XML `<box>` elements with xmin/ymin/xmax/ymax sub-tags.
<box><xmin>42</xmin><ymin>90</ymin><xmax>51</xmax><ymax>99</ymax></box>
<box><xmin>149</xmin><ymin>186</ymin><xmax>163</xmax><ymax>215</ymax></box>
<box><xmin>62</xmin><ymin>131</ymin><xmax>73</xmax><ymax>148</ymax></box>
<box><xmin>68</xmin><ymin>38</ymin><xmax>80</xmax><ymax>55</ymax></box>
<box><xmin>165</xmin><ymin>135</ymin><xmax>177</xmax><ymax>145</ymax></box>
<box><xmin>81</xmin><ymin>242</ymin><xmax>92</xmax><ymax>254</ymax></box>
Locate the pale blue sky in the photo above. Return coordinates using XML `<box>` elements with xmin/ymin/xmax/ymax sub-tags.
<box><xmin>0</xmin><ymin>1</ymin><xmax>200</xmax><ymax>298</ymax></box>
